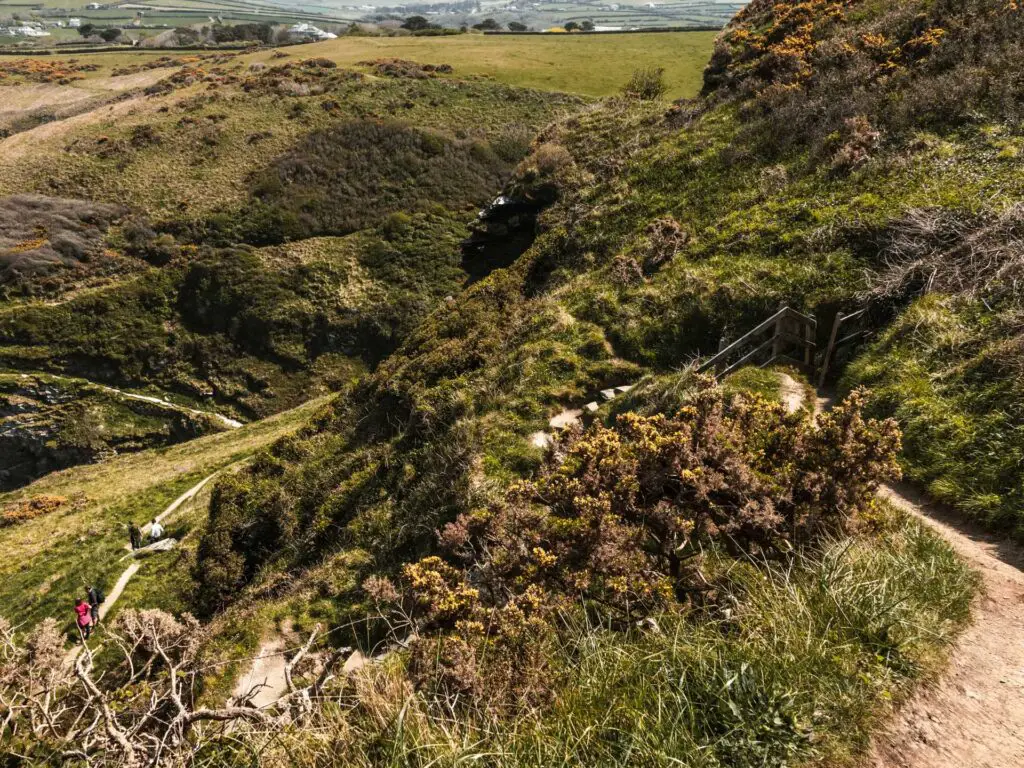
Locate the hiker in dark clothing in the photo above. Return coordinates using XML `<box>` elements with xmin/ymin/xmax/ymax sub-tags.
<box><xmin>128</xmin><ymin>521</ymin><xmax>141</xmax><ymax>550</ymax></box>
<box><xmin>86</xmin><ymin>585</ymin><xmax>104</xmax><ymax>624</ymax></box>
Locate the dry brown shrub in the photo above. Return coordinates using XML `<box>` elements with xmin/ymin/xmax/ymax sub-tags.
<box><xmin>0</xmin><ymin>494</ymin><xmax>70</xmax><ymax>528</ymax></box>
<box><xmin>831</xmin><ymin>115</ymin><xmax>881</xmax><ymax>171</ymax></box>
<box><xmin>532</xmin><ymin>142</ymin><xmax>574</xmax><ymax>176</ymax></box>
<box><xmin>644</xmin><ymin>216</ymin><xmax>690</xmax><ymax>273</ymax></box>
<box><xmin>358</xmin><ymin>58</ymin><xmax>452</xmax><ymax>79</ymax></box>
<box><xmin>610</xmin><ymin>254</ymin><xmax>645</xmax><ymax>285</ymax></box>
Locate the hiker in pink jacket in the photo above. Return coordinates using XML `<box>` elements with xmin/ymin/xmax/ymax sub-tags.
<box><xmin>74</xmin><ymin>597</ymin><xmax>93</xmax><ymax>641</ymax></box>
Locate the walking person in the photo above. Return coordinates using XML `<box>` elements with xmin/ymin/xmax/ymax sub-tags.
<box><xmin>86</xmin><ymin>584</ymin><xmax>104</xmax><ymax>625</ymax></box>
<box><xmin>149</xmin><ymin>518</ymin><xmax>164</xmax><ymax>542</ymax></box>
<box><xmin>128</xmin><ymin>521</ymin><xmax>141</xmax><ymax>550</ymax></box>
<box><xmin>74</xmin><ymin>597</ymin><xmax>93</xmax><ymax>641</ymax></box>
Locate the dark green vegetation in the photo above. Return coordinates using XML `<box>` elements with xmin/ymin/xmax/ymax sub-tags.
<box><xmin>0</xmin><ymin>60</ymin><xmax>582</xmax><ymax>479</ymax></box>
<box><xmin>3</xmin><ymin>0</ymin><xmax>1023</xmax><ymax>763</ymax></box>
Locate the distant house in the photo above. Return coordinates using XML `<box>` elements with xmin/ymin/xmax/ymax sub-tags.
<box><xmin>288</xmin><ymin>22</ymin><xmax>337</xmax><ymax>40</ymax></box>
<box><xmin>10</xmin><ymin>24</ymin><xmax>50</xmax><ymax>37</ymax></box>
<box><xmin>69</xmin><ymin>18</ymin><xmax>82</xmax><ymax>28</ymax></box>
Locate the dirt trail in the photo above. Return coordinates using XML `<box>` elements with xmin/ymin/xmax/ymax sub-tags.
<box><xmin>99</xmin><ymin>384</ymin><xmax>244</xmax><ymax>430</ymax></box>
<box><xmin>232</xmin><ymin>622</ymin><xmax>293</xmax><ymax>709</ymax></box>
<box><xmin>65</xmin><ymin>472</ymin><xmax>218</xmax><ymax>663</ymax></box>
<box><xmin>98</xmin><ymin>562</ymin><xmax>141</xmax><ymax>622</ymax></box>
<box><xmin>785</xmin><ymin>373</ymin><xmax>1024</xmax><ymax>768</ymax></box>
<box><xmin>777</xmin><ymin>373</ymin><xmax>806</xmax><ymax>415</ymax></box>
<box><xmin>869</xmin><ymin>484</ymin><xmax>1024</xmax><ymax>768</ymax></box>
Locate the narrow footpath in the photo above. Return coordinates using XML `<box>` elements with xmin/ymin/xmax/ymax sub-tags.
<box><xmin>869</xmin><ymin>484</ymin><xmax>1024</xmax><ymax>768</ymax></box>
<box><xmin>778</xmin><ymin>373</ymin><xmax>1024</xmax><ymax>768</ymax></box>
<box><xmin>66</xmin><ymin>472</ymin><xmax>218</xmax><ymax>661</ymax></box>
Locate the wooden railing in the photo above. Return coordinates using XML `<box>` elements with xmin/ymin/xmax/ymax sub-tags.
<box><xmin>699</xmin><ymin>307</ymin><xmax>818</xmax><ymax>379</ymax></box>
<box><xmin>817</xmin><ymin>307</ymin><xmax>870</xmax><ymax>388</ymax></box>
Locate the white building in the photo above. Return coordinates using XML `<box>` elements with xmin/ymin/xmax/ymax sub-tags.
<box><xmin>288</xmin><ymin>22</ymin><xmax>337</xmax><ymax>40</ymax></box>
<box><xmin>10</xmin><ymin>24</ymin><xmax>50</xmax><ymax>37</ymax></box>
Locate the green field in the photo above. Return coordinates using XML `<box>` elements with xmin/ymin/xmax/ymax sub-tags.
<box><xmin>0</xmin><ymin>30</ymin><xmax>718</xmax><ymax>99</ymax></box>
<box><xmin>255</xmin><ymin>30</ymin><xmax>719</xmax><ymax>99</ymax></box>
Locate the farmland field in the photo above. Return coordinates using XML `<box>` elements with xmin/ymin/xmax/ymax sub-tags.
<box><xmin>277</xmin><ymin>30</ymin><xmax>719</xmax><ymax>98</ymax></box>
<box><xmin>0</xmin><ymin>30</ymin><xmax>719</xmax><ymax>99</ymax></box>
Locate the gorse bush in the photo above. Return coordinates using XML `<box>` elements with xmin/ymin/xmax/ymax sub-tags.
<box><xmin>706</xmin><ymin>0</ymin><xmax>1024</xmax><ymax>157</ymax></box>
<box><xmin>621</xmin><ymin>66</ymin><xmax>668</xmax><ymax>101</ymax></box>
<box><xmin>363</xmin><ymin>380</ymin><xmax>901</xmax><ymax>706</ymax></box>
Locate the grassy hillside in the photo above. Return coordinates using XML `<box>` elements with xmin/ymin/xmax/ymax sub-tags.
<box><xmin>122</xmin><ymin>0</ymin><xmax>1016</xmax><ymax>763</ymax></box>
<box><xmin>0</xmin><ymin>371</ymin><xmax>231</xmax><ymax>490</ymax></box>
<box><xmin>2</xmin><ymin>1</ymin><xmax>1021</xmax><ymax>763</ymax></box>
<box><xmin>0</xmin><ymin>393</ymin><xmax>328</xmax><ymax>633</ymax></box>
<box><xmin>0</xmin><ymin>54</ymin><xmax>584</xmax><ymax>485</ymax></box>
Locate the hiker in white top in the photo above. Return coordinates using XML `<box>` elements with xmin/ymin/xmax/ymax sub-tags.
<box><xmin>149</xmin><ymin>519</ymin><xmax>165</xmax><ymax>541</ymax></box>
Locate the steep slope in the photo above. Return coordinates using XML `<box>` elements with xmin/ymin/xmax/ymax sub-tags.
<box><xmin>0</xmin><ymin>56</ymin><xmax>584</xmax><ymax>487</ymax></box>
<box><xmin>196</xmin><ymin>0</ymin><xmax>1024</xmax><ymax>611</ymax></box>
<box><xmin>4</xmin><ymin>3</ymin><xmax>1023</xmax><ymax>763</ymax></box>
<box><xmin>0</xmin><ymin>393</ymin><xmax>328</xmax><ymax>633</ymax></box>
<box><xmin>155</xmin><ymin>1</ymin><xmax>1021</xmax><ymax>764</ymax></box>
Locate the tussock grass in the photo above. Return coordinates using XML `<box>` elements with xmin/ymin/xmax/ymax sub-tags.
<box><xmin>843</xmin><ymin>294</ymin><xmax>1024</xmax><ymax>538</ymax></box>
<box><xmin>209</xmin><ymin>510</ymin><xmax>975</xmax><ymax>768</ymax></box>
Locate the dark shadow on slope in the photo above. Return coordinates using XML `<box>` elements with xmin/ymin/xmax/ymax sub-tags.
<box><xmin>460</xmin><ymin>194</ymin><xmax>546</xmax><ymax>283</ymax></box>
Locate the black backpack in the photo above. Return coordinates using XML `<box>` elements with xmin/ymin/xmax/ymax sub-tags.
<box><xmin>96</xmin><ymin>588</ymin><xmax>105</xmax><ymax>604</ymax></box>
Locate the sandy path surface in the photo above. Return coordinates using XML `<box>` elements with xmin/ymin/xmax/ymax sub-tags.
<box><xmin>794</xmin><ymin>375</ymin><xmax>1024</xmax><ymax>768</ymax></box>
<box><xmin>98</xmin><ymin>562</ymin><xmax>141</xmax><ymax>622</ymax></box>
<box><xmin>778</xmin><ymin>373</ymin><xmax>807</xmax><ymax>414</ymax></box>
<box><xmin>232</xmin><ymin>637</ymin><xmax>290</xmax><ymax>709</ymax></box>
<box><xmin>869</xmin><ymin>484</ymin><xmax>1024</xmax><ymax>768</ymax></box>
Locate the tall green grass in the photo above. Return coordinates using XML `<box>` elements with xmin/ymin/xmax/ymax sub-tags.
<box><xmin>844</xmin><ymin>294</ymin><xmax>1024</xmax><ymax>538</ymax></box>
<box><xmin>206</xmin><ymin>509</ymin><xmax>975</xmax><ymax>768</ymax></box>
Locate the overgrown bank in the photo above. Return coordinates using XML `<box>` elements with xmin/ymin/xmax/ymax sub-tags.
<box><xmin>2</xmin><ymin>0</ymin><xmax>1023</xmax><ymax>763</ymax></box>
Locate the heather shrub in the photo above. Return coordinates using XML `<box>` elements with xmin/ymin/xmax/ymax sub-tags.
<box><xmin>241</xmin><ymin>120</ymin><xmax>514</xmax><ymax>243</ymax></box>
<box><xmin>0</xmin><ymin>195</ymin><xmax>127</xmax><ymax>296</ymax></box>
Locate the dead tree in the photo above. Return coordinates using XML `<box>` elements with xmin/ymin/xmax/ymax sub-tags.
<box><xmin>0</xmin><ymin>609</ymin><xmax>340</xmax><ymax>766</ymax></box>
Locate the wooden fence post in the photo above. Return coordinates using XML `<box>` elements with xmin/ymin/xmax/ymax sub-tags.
<box><xmin>818</xmin><ymin>311</ymin><xmax>844</xmax><ymax>389</ymax></box>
